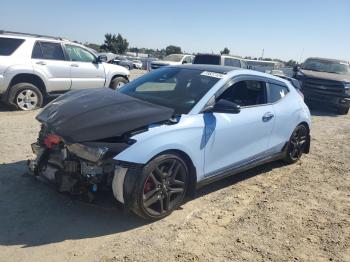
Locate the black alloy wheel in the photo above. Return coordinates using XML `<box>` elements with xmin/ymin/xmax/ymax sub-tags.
<box><xmin>130</xmin><ymin>154</ymin><xmax>188</xmax><ymax>219</ymax></box>
<box><xmin>284</xmin><ymin>125</ymin><xmax>308</xmax><ymax>164</ymax></box>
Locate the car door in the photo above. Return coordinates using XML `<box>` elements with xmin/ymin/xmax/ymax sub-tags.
<box><xmin>267</xmin><ymin>81</ymin><xmax>298</xmax><ymax>151</ymax></box>
<box><xmin>64</xmin><ymin>44</ymin><xmax>106</xmax><ymax>89</ymax></box>
<box><xmin>31</xmin><ymin>41</ymin><xmax>71</xmax><ymax>91</ymax></box>
<box><xmin>203</xmin><ymin>77</ymin><xmax>275</xmax><ymax>177</ymax></box>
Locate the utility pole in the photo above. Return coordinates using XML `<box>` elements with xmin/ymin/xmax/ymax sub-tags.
<box><xmin>261</xmin><ymin>48</ymin><xmax>264</xmax><ymax>60</ymax></box>
<box><xmin>299</xmin><ymin>48</ymin><xmax>304</xmax><ymax>63</ymax></box>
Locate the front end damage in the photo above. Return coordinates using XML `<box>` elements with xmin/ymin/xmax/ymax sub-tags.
<box><xmin>28</xmin><ymin>125</ymin><xmax>135</xmax><ymax>201</ymax></box>
<box><xmin>27</xmin><ymin>88</ymin><xmax>176</xmax><ymax>201</ymax></box>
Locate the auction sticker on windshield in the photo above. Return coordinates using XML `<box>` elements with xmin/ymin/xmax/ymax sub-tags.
<box><xmin>201</xmin><ymin>71</ymin><xmax>225</xmax><ymax>79</ymax></box>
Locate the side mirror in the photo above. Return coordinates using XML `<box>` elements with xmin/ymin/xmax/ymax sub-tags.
<box><xmin>205</xmin><ymin>99</ymin><xmax>241</xmax><ymax>114</ymax></box>
<box><xmin>293</xmin><ymin>65</ymin><xmax>300</xmax><ymax>72</ymax></box>
<box><xmin>96</xmin><ymin>55</ymin><xmax>107</xmax><ymax>63</ymax></box>
<box><xmin>182</xmin><ymin>61</ymin><xmax>187</xmax><ymax>64</ymax></box>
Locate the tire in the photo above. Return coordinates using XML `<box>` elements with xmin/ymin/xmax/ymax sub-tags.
<box><xmin>129</xmin><ymin>154</ymin><xmax>189</xmax><ymax>220</ymax></box>
<box><xmin>9</xmin><ymin>83</ymin><xmax>43</xmax><ymax>111</ymax></box>
<box><xmin>337</xmin><ymin>106</ymin><xmax>349</xmax><ymax>115</ymax></box>
<box><xmin>283</xmin><ymin>125</ymin><xmax>309</xmax><ymax>164</ymax></box>
<box><xmin>110</xmin><ymin>77</ymin><xmax>128</xmax><ymax>90</ymax></box>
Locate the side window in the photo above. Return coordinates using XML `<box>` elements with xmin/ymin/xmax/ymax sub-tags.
<box><xmin>65</xmin><ymin>45</ymin><xmax>96</xmax><ymax>62</ymax></box>
<box><xmin>219</xmin><ymin>80</ymin><xmax>267</xmax><ymax>107</ymax></box>
<box><xmin>241</xmin><ymin>60</ymin><xmax>248</xmax><ymax>69</ymax></box>
<box><xmin>38</xmin><ymin>42</ymin><xmax>65</xmax><ymax>60</ymax></box>
<box><xmin>224</xmin><ymin>58</ymin><xmax>241</xmax><ymax>67</ymax></box>
<box><xmin>0</xmin><ymin>37</ymin><xmax>25</xmax><ymax>56</ymax></box>
<box><xmin>32</xmin><ymin>42</ymin><xmax>43</xmax><ymax>59</ymax></box>
<box><xmin>182</xmin><ymin>56</ymin><xmax>192</xmax><ymax>64</ymax></box>
<box><xmin>268</xmin><ymin>83</ymin><xmax>289</xmax><ymax>103</ymax></box>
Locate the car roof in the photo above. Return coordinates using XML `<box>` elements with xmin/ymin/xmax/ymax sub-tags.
<box><xmin>169</xmin><ymin>64</ymin><xmax>240</xmax><ymax>73</ymax></box>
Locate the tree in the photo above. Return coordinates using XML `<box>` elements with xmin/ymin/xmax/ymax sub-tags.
<box><xmin>165</xmin><ymin>45</ymin><xmax>182</xmax><ymax>56</ymax></box>
<box><xmin>220</xmin><ymin>47</ymin><xmax>230</xmax><ymax>55</ymax></box>
<box><xmin>85</xmin><ymin>43</ymin><xmax>101</xmax><ymax>52</ymax></box>
<box><xmin>115</xmin><ymin>33</ymin><xmax>129</xmax><ymax>54</ymax></box>
<box><xmin>100</xmin><ymin>33</ymin><xmax>129</xmax><ymax>54</ymax></box>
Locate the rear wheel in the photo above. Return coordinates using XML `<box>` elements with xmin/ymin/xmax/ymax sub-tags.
<box><xmin>283</xmin><ymin>125</ymin><xmax>309</xmax><ymax>164</ymax></box>
<box><xmin>10</xmin><ymin>83</ymin><xmax>43</xmax><ymax>110</ymax></box>
<box><xmin>337</xmin><ymin>106</ymin><xmax>349</xmax><ymax>115</ymax></box>
<box><xmin>110</xmin><ymin>77</ymin><xmax>128</xmax><ymax>90</ymax></box>
<box><xmin>130</xmin><ymin>154</ymin><xmax>188</xmax><ymax>220</ymax></box>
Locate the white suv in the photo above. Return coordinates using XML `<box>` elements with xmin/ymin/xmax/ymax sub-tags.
<box><xmin>0</xmin><ymin>31</ymin><xmax>130</xmax><ymax>110</ymax></box>
<box><xmin>150</xmin><ymin>54</ymin><xmax>194</xmax><ymax>70</ymax></box>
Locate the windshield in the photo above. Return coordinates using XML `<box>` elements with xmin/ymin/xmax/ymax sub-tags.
<box><xmin>163</xmin><ymin>54</ymin><xmax>184</xmax><ymax>62</ymax></box>
<box><xmin>119</xmin><ymin>67</ymin><xmax>221</xmax><ymax>114</ymax></box>
<box><xmin>193</xmin><ymin>55</ymin><xmax>221</xmax><ymax>65</ymax></box>
<box><xmin>302</xmin><ymin>59</ymin><xmax>350</xmax><ymax>74</ymax></box>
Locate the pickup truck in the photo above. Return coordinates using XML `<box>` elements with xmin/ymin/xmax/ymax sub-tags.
<box><xmin>293</xmin><ymin>57</ymin><xmax>350</xmax><ymax>115</ymax></box>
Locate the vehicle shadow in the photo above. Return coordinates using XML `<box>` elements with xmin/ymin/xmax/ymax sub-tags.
<box><xmin>307</xmin><ymin>103</ymin><xmax>340</xmax><ymax>117</ymax></box>
<box><xmin>194</xmin><ymin>161</ymin><xmax>285</xmax><ymax>198</ymax></box>
<box><xmin>0</xmin><ymin>97</ymin><xmax>54</xmax><ymax>112</ymax></box>
<box><xmin>0</xmin><ymin>102</ymin><xmax>14</xmax><ymax>112</ymax></box>
<box><xmin>0</xmin><ymin>159</ymin><xmax>285</xmax><ymax>248</ymax></box>
<box><xmin>0</xmin><ymin>161</ymin><xmax>147</xmax><ymax>248</ymax></box>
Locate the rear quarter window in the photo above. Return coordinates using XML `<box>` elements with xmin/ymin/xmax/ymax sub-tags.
<box><xmin>0</xmin><ymin>37</ymin><xmax>25</xmax><ymax>56</ymax></box>
<box><xmin>269</xmin><ymin>83</ymin><xmax>289</xmax><ymax>103</ymax></box>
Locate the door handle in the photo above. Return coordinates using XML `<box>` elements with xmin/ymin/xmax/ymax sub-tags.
<box><xmin>36</xmin><ymin>61</ymin><xmax>46</xmax><ymax>65</ymax></box>
<box><xmin>262</xmin><ymin>112</ymin><xmax>274</xmax><ymax>122</ymax></box>
<box><xmin>71</xmin><ymin>64</ymin><xmax>79</xmax><ymax>67</ymax></box>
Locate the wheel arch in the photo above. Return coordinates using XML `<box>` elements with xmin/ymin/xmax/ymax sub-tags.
<box><xmin>6</xmin><ymin>73</ymin><xmax>47</xmax><ymax>104</ymax></box>
<box><xmin>109</xmin><ymin>74</ymin><xmax>129</xmax><ymax>87</ymax></box>
<box><xmin>151</xmin><ymin>149</ymin><xmax>198</xmax><ymax>197</ymax></box>
<box><xmin>297</xmin><ymin>121</ymin><xmax>311</xmax><ymax>154</ymax></box>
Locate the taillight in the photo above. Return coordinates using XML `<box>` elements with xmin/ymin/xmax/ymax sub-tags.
<box><xmin>44</xmin><ymin>134</ymin><xmax>61</xmax><ymax>149</ymax></box>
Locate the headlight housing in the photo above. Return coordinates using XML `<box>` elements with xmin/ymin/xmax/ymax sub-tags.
<box><xmin>67</xmin><ymin>143</ymin><xmax>108</xmax><ymax>163</ymax></box>
<box><xmin>345</xmin><ymin>83</ymin><xmax>350</xmax><ymax>95</ymax></box>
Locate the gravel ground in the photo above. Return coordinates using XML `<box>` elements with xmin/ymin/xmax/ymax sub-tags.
<box><xmin>0</xmin><ymin>73</ymin><xmax>349</xmax><ymax>261</ymax></box>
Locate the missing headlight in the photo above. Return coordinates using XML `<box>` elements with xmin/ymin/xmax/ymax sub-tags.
<box><xmin>67</xmin><ymin>143</ymin><xmax>108</xmax><ymax>163</ymax></box>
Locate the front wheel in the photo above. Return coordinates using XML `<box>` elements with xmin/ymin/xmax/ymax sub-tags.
<box><xmin>129</xmin><ymin>154</ymin><xmax>189</xmax><ymax>220</ymax></box>
<box><xmin>337</xmin><ymin>106</ymin><xmax>349</xmax><ymax>115</ymax></box>
<box><xmin>110</xmin><ymin>77</ymin><xmax>128</xmax><ymax>90</ymax></box>
<box><xmin>283</xmin><ymin>125</ymin><xmax>309</xmax><ymax>164</ymax></box>
<box><xmin>10</xmin><ymin>83</ymin><xmax>43</xmax><ymax>111</ymax></box>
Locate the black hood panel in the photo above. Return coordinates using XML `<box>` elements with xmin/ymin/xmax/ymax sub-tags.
<box><xmin>36</xmin><ymin>88</ymin><xmax>174</xmax><ymax>142</ymax></box>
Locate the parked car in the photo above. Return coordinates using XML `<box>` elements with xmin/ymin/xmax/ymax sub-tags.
<box><xmin>150</xmin><ymin>54</ymin><xmax>194</xmax><ymax>70</ymax></box>
<box><xmin>193</xmin><ymin>54</ymin><xmax>248</xmax><ymax>69</ymax></box>
<box><xmin>132</xmin><ymin>59</ymin><xmax>143</xmax><ymax>69</ymax></box>
<box><xmin>245</xmin><ymin>59</ymin><xmax>284</xmax><ymax>73</ymax></box>
<box><xmin>293</xmin><ymin>57</ymin><xmax>350</xmax><ymax>115</ymax></box>
<box><xmin>28</xmin><ymin>64</ymin><xmax>311</xmax><ymax>219</ymax></box>
<box><xmin>109</xmin><ymin>56</ymin><xmax>134</xmax><ymax>70</ymax></box>
<box><xmin>0</xmin><ymin>31</ymin><xmax>129</xmax><ymax>110</ymax></box>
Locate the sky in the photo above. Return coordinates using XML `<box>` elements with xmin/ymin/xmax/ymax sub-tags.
<box><xmin>1</xmin><ymin>0</ymin><xmax>349</xmax><ymax>62</ymax></box>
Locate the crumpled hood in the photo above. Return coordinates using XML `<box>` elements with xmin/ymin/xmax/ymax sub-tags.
<box><xmin>301</xmin><ymin>69</ymin><xmax>350</xmax><ymax>83</ymax></box>
<box><xmin>36</xmin><ymin>88</ymin><xmax>174</xmax><ymax>142</ymax></box>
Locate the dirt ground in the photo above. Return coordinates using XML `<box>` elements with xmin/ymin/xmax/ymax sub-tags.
<box><xmin>0</xmin><ymin>74</ymin><xmax>349</xmax><ymax>261</ymax></box>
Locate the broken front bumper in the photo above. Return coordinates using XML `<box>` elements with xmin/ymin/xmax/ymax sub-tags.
<box><xmin>28</xmin><ymin>142</ymin><xmax>116</xmax><ymax>197</ymax></box>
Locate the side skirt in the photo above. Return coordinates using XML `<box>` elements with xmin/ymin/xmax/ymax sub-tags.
<box><xmin>196</xmin><ymin>144</ymin><xmax>288</xmax><ymax>189</ymax></box>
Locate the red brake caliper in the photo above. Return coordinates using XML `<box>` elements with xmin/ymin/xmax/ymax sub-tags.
<box><xmin>144</xmin><ymin>177</ymin><xmax>155</xmax><ymax>194</ymax></box>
